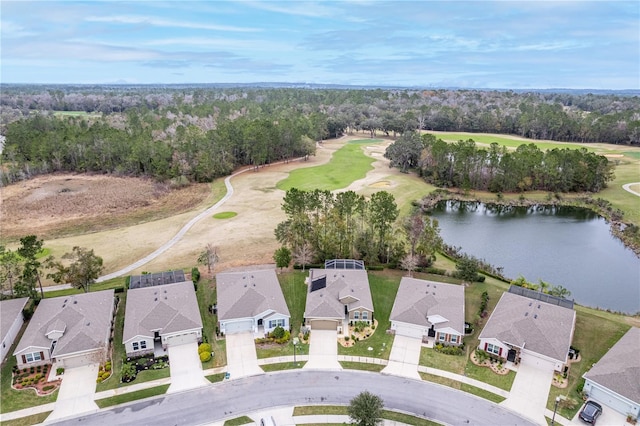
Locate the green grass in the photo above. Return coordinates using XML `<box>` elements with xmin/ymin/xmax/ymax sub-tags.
<box><xmin>464</xmin><ymin>363</ymin><xmax>515</xmax><ymax>391</ymax></box>
<box><xmin>623</xmin><ymin>151</ymin><xmax>640</xmax><ymax>159</ymax></box>
<box><xmin>134</xmin><ymin>367</ymin><xmax>170</xmax><ymax>382</ymax></box>
<box><xmin>256</xmin><ymin>342</ymin><xmax>309</xmax><ymax>359</ymax></box>
<box><xmin>96</xmin><ymin>291</ymin><xmax>126</xmax><ymax>392</ymax></box>
<box><xmin>546</xmin><ymin>309</ymin><xmax>630</xmax><ymax>419</ymax></box>
<box><xmin>419</xmin><ymin>347</ymin><xmax>466</xmax><ymax>373</ymax></box>
<box><xmin>293</xmin><ymin>406</ymin><xmax>441</xmax><ymax>426</ymax></box>
<box><xmin>95</xmin><ymin>384</ymin><xmax>169</xmax><ymax>409</ymax></box>
<box><xmin>224</xmin><ymin>415</ymin><xmax>254</xmax><ymax>426</ymax></box>
<box><xmin>260</xmin><ymin>362</ymin><xmax>306</xmax><ymax>372</ymax></box>
<box><xmin>213</xmin><ymin>211</ymin><xmax>237</xmax><ymax>219</ymax></box>
<box><xmin>0</xmin><ymin>412</ymin><xmax>52</xmax><ymax>426</ymax></box>
<box><xmin>597</xmin><ymin>154</ymin><xmax>640</xmax><ymax>225</ymax></box>
<box><xmin>44</xmin><ymin>276</ymin><xmax>126</xmax><ymax>298</ymax></box>
<box><xmin>429</xmin><ymin>131</ymin><xmax>594</xmax><ymax>152</ymax></box>
<box><xmin>206</xmin><ymin>373</ymin><xmax>226</xmax><ymax>383</ymax></box>
<box><xmin>278</xmin><ymin>271</ymin><xmax>308</xmax><ymax>337</ymax></box>
<box><xmin>0</xmin><ymin>323</ymin><xmax>59</xmax><ymax>413</ymax></box>
<box><xmin>197</xmin><ymin>277</ymin><xmax>227</xmax><ymax>368</ymax></box>
<box><xmin>339</xmin><ymin>361</ymin><xmax>385</xmax><ymax>372</ymax></box>
<box><xmin>338</xmin><ymin>271</ymin><xmax>400</xmax><ymax>359</ymax></box>
<box><xmin>419</xmin><ymin>372</ymin><xmax>506</xmax><ymax>404</ymax></box>
<box><xmin>277</xmin><ymin>140</ymin><xmax>382</xmax><ymax>191</ymax></box>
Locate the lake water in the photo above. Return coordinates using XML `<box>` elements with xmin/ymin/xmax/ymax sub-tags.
<box><xmin>429</xmin><ymin>201</ymin><xmax>640</xmax><ymax>314</ymax></box>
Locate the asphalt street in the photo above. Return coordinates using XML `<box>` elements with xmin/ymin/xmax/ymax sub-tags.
<box><xmin>52</xmin><ymin>370</ymin><xmax>535</xmax><ymax>426</ymax></box>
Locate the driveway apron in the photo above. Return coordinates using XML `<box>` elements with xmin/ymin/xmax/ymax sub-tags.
<box><xmin>46</xmin><ymin>363</ymin><xmax>99</xmax><ymax>422</ymax></box>
<box><xmin>226</xmin><ymin>332</ymin><xmax>263</xmax><ymax>379</ymax></box>
<box><xmin>500</xmin><ymin>353</ymin><xmax>555</xmax><ymax>425</ymax></box>
<box><xmin>304</xmin><ymin>329</ymin><xmax>341</xmax><ymax>370</ymax></box>
<box><xmin>381</xmin><ymin>334</ymin><xmax>421</xmax><ymax>380</ymax></box>
<box><xmin>167</xmin><ymin>341</ymin><xmax>209</xmax><ymax>393</ymax></box>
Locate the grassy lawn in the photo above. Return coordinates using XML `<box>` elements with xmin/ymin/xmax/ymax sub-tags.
<box><xmin>260</xmin><ymin>362</ymin><xmax>306</xmax><ymax>372</ymax></box>
<box><xmin>95</xmin><ymin>384</ymin><xmax>169</xmax><ymax>409</ymax></box>
<box><xmin>256</xmin><ymin>342</ymin><xmax>309</xmax><ymax>359</ymax></box>
<box><xmin>43</xmin><ymin>276</ymin><xmax>127</xmax><ymax>298</ymax></box>
<box><xmin>1</xmin><ymin>412</ymin><xmax>52</xmax><ymax>426</ymax></box>
<box><xmin>339</xmin><ymin>361</ymin><xmax>385</xmax><ymax>372</ymax></box>
<box><xmin>278</xmin><ymin>271</ymin><xmax>308</xmax><ymax>336</ymax></box>
<box><xmin>197</xmin><ymin>277</ymin><xmax>227</xmax><ymax>368</ymax></box>
<box><xmin>213</xmin><ymin>211</ymin><xmax>237</xmax><ymax>219</ymax></box>
<box><xmin>464</xmin><ymin>363</ymin><xmax>515</xmax><ymax>391</ymax></box>
<box><xmin>597</xmin><ymin>154</ymin><xmax>640</xmax><ymax>224</ymax></box>
<box><xmin>277</xmin><ymin>140</ymin><xmax>382</xmax><ymax>191</ymax></box>
<box><xmin>206</xmin><ymin>373</ymin><xmax>226</xmax><ymax>383</ymax></box>
<box><xmin>96</xmin><ymin>291</ymin><xmax>126</xmax><ymax>392</ymax></box>
<box><xmin>419</xmin><ymin>347</ymin><xmax>466</xmax><ymax>373</ymax></box>
<box><xmin>338</xmin><ymin>271</ymin><xmax>400</xmax><ymax>359</ymax></box>
<box><xmin>224</xmin><ymin>415</ymin><xmax>254</xmax><ymax>426</ymax></box>
<box><xmin>419</xmin><ymin>372</ymin><xmax>506</xmax><ymax>404</ymax></box>
<box><xmin>293</xmin><ymin>406</ymin><xmax>441</xmax><ymax>426</ymax></box>
<box><xmin>0</xmin><ymin>323</ymin><xmax>59</xmax><ymax>413</ymax></box>
<box><xmin>428</xmin><ymin>131</ymin><xmax>594</xmax><ymax>152</ymax></box>
<box><xmin>546</xmin><ymin>309</ymin><xmax>630</xmax><ymax>419</ymax></box>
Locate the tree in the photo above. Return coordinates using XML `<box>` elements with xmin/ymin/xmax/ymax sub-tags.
<box><xmin>0</xmin><ymin>246</ymin><xmax>23</xmax><ymax>297</ymax></box>
<box><xmin>273</xmin><ymin>246</ymin><xmax>291</xmax><ymax>272</ymax></box>
<box><xmin>348</xmin><ymin>391</ymin><xmax>384</xmax><ymax>426</ymax></box>
<box><xmin>47</xmin><ymin>246</ymin><xmax>104</xmax><ymax>293</ymax></box>
<box><xmin>197</xmin><ymin>244</ymin><xmax>219</xmax><ymax>277</ymax></box>
<box><xmin>455</xmin><ymin>254</ymin><xmax>480</xmax><ymax>282</ymax></box>
<box><xmin>17</xmin><ymin>235</ymin><xmax>46</xmax><ymax>299</ymax></box>
<box><xmin>400</xmin><ymin>254</ymin><xmax>419</xmax><ymax>277</ymax></box>
<box><xmin>292</xmin><ymin>243</ymin><xmax>315</xmax><ymax>272</ymax></box>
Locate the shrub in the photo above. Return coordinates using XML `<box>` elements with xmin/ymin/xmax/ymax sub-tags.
<box><xmin>56</xmin><ymin>367</ymin><xmax>65</xmax><ymax>375</ymax></box>
<box><xmin>114</xmin><ymin>286</ymin><xmax>124</xmax><ymax>293</ymax></box>
<box><xmin>105</xmin><ymin>362</ymin><xmax>111</xmax><ymax>372</ymax></box>
<box><xmin>344</xmin><ymin>336</ymin><xmax>350</xmax><ymax>341</ymax></box>
<box><xmin>303</xmin><ymin>331</ymin><xmax>310</xmax><ymax>341</ymax></box>
<box><xmin>191</xmin><ymin>267</ymin><xmax>201</xmax><ymax>283</ymax></box>
<box><xmin>424</xmin><ymin>267</ymin><xmax>447</xmax><ymax>275</ymax></box>
<box><xmin>199</xmin><ymin>351</ymin><xmax>212</xmax><ymax>362</ymax></box>
<box><xmin>198</xmin><ymin>343</ymin><xmax>212</xmax><ymax>354</ymax></box>
<box><xmin>271</xmin><ymin>326</ymin><xmax>286</xmax><ymax>339</ymax></box>
<box><xmin>96</xmin><ymin>377</ymin><xmax>103</xmax><ymax>383</ymax></box>
<box><xmin>435</xmin><ymin>344</ymin><xmax>464</xmax><ymax>356</ymax></box>
<box><xmin>121</xmin><ymin>363</ymin><xmax>137</xmax><ymax>382</ymax></box>
<box><xmin>42</xmin><ymin>385</ymin><xmax>55</xmax><ymax>392</ymax></box>
<box><xmin>275</xmin><ymin>330</ymin><xmax>291</xmax><ymax>344</ymax></box>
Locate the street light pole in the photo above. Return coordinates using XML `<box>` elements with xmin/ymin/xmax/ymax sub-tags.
<box><xmin>551</xmin><ymin>396</ymin><xmax>561</xmax><ymax>425</ymax></box>
<box><xmin>293</xmin><ymin>337</ymin><xmax>299</xmax><ymax>366</ymax></box>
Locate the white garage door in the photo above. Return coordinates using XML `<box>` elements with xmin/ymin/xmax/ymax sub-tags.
<box><xmin>394</xmin><ymin>323</ymin><xmax>424</xmax><ymax>339</ymax></box>
<box><xmin>60</xmin><ymin>352</ymin><xmax>100</xmax><ymax>368</ymax></box>
<box><xmin>587</xmin><ymin>383</ymin><xmax>635</xmax><ymax>415</ymax></box>
<box><xmin>224</xmin><ymin>320</ymin><xmax>253</xmax><ymax>335</ymax></box>
<box><xmin>166</xmin><ymin>332</ymin><xmax>198</xmax><ymax>347</ymax></box>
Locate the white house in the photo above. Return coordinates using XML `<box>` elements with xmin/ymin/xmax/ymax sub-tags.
<box><xmin>217</xmin><ymin>269</ymin><xmax>290</xmax><ymax>336</ymax></box>
<box><xmin>1</xmin><ymin>297</ymin><xmax>29</xmax><ymax>362</ymax></box>
<box><xmin>583</xmin><ymin>327</ymin><xmax>640</xmax><ymax>418</ymax></box>
<box><xmin>389</xmin><ymin>278</ymin><xmax>464</xmax><ymax>345</ymax></box>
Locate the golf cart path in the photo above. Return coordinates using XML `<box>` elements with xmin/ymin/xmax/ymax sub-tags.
<box><xmin>622</xmin><ymin>182</ymin><xmax>640</xmax><ymax>197</ymax></box>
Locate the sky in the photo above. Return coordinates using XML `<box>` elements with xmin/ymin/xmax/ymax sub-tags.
<box><xmin>1</xmin><ymin>1</ymin><xmax>638</xmax><ymax>89</ymax></box>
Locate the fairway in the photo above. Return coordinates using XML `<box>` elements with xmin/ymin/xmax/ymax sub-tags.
<box><xmin>427</xmin><ymin>131</ymin><xmax>594</xmax><ymax>151</ymax></box>
<box><xmin>276</xmin><ymin>139</ymin><xmax>382</xmax><ymax>191</ymax></box>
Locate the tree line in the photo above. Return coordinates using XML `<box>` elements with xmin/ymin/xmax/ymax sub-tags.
<box><xmin>385</xmin><ymin>132</ymin><xmax>614</xmax><ymax>193</ymax></box>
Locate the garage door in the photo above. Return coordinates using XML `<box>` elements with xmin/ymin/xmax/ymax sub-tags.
<box><xmin>311</xmin><ymin>320</ymin><xmax>338</xmax><ymax>330</ymax></box>
<box><xmin>224</xmin><ymin>320</ymin><xmax>253</xmax><ymax>335</ymax></box>
<box><xmin>394</xmin><ymin>324</ymin><xmax>424</xmax><ymax>339</ymax></box>
<box><xmin>587</xmin><ymin>383</ymin><xmax>635</xmax><ymax>415</ymax></box>
<box><xmin>165</xmin><ymin>332</ymin><xmax>198</xmax><ymax>347</ymax></box>
<box><xmin>60</xmin><ymin>352</ymin><xmax>101</xmax><ymax>368</ymax></box>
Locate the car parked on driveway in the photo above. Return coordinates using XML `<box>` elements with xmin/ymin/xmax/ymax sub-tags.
<box><xmin>579</xmin><ymin>400</ymin><xmax>602</xmax><ymax>424</ymax></box>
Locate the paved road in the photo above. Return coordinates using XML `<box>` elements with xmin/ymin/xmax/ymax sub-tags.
<box><xmin>622</xmin><ymin>182</ymin><xmax>640</xmax><ymax>197</ymax></box>
<box><xmin>52</xmin><ymin>370</ymin><xmax>534</xmax><ymax>426</ymax></box>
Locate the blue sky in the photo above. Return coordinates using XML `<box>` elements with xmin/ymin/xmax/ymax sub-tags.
<box><xmin>1</xmin><ymin>1</ymin><xmax>638</xmax><ymax>89</ymax></box>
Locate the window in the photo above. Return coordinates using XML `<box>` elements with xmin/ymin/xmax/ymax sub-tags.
<box><xmin>362</xmin><ymin>312</ymin><xmax>368</xmax><ymax>320</ymax></box>
<box><xmin>486</xmin><ymin>343</ymin><xmax>501</xmax><ymax>355</ymax></box>
<box><xmin>269</xmin><ymin>320</ymin><xmax>277</xmax><ymax>328</ymax></box>
<box><xmin>132</xmin><ymin>341</ymin><xmax>147</xmax><ymax>351</ymax></box>
<box><xmin>353</xmin><ymin>311</ymin><xmax>360</xmax><ymax>320</ymax></box>
<box><xmin>438</xmin><ymin>333</ymin><xmax>446</xmax><ymax>342</ymax></box>
<box><xmin>277</xmin><ymin>319</ymin><xmax>285</xmax><ymax>327</ymax></box>
<box><xmin>25</xmin><ymin>352</ymin><xmax>42</xmax><ymax>363</ymax></box>
<box><xmin>450</xmin><ymin>335</ymin><xmax>458</xmax><ymax>344</ymax></box>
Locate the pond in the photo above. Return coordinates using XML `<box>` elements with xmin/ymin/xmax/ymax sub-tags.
<box><xmin>429</xmin><ymin>201</ymin><xmax>640</xmax><ymax>314</ymax></box>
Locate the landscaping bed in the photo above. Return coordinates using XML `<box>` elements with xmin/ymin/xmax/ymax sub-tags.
<box><xmin>121</xmin><ymin>356</ymin><xmax>169</xmax><ymax>383</ymax></box>
<box><xmin>470</xmin><ymin>349</ymin><xmax>510</xmax><ymax>375</ymax></box>
<box><xmin>339</xmin><ymin>320</ymin><xmax>378</xmax><ymax>347</ymax></box>
<box><xmin>11</xmin><ymin>364</ymin><xmax>60</xmax><ymax>396</ymax></box>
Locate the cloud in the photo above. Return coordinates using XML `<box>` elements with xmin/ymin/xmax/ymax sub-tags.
<box><xmin>239</xmin><ymin>0</ymin><xmax>340</xmax><ymax>18</ymax></box>
<box><xmin>0</xmin><ymin>20</ymin><xmax>38</xmax><ymax>38</ymax></box>
<box><xmin>85</xmin><ymin>15</ymin><xmax>261</xmax><ymax>32</ymax></box>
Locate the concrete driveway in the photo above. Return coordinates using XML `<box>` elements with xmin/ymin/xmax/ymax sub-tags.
<box><xmin>570</xmin><ymin>401</ymin><xmax>629</xmax><ymax>426</ymax></box>
<box><xmin>226</xmin><ymin>332</ymin><xmax>263</xmax><ymax>379</ymax></box>
<box><xmin>500</xmin><ymin>353</ymin><xmax>555</xmax><ymax>425</ymax></box>
<box><xmin>167</xmin><ymin>341</ymin><xmax>209</xmax><ymax>393</ymax></box>
<box><xmin>304</xmin><ymin>329</ymin><xmax>341</xmax><ymax>370</ymax></box>
<box><xmin>46</xmin><ymin>363</ymin><xmax>99</xmax><ymax>422</ymax></box>
<box><xmin>381</xmin><ymin>334</ymin><xmax>421</xmax><ymax>380</ymax></box>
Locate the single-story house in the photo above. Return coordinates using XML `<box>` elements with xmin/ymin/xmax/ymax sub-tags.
<box><xmin>304</xmin><ymin>262</ymin><xmax>373</xmax><ymax>334</ymax></box>
<box><xmin>1</xmin><ymin>297</ymin><xmax>29</xmax><ymax>362</ymax></box>
<box><xmin>390</xmin><ymin>278</ymin><xmax>465</xmax><ymax>345</ymax></box>
<box><xmin>478</xmin><ymin>288</ymin><xmax>576</xmax><ymax>371</ymax></box>
<box><xmin>14</xmin><ymin>290</ymin><xmax>115</xmax><ymax>369</ymax></box>
<box><xmin>217</xmin><ymin>269</ymin><xmax>290</xmax><ymax>336</ymax></box>
<box><xmin>582</xmin><ymin>327</ymin><xmax>640</xmax><ymax>418</ymax></box>
<box><xmin>123</xmin><ymin>281</ymin><xmax>203</xmax><ymax>357</ymax></box>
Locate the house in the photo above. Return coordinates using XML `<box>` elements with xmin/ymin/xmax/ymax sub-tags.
<box><xmin>217</xmin><ymin>269</ymin><xmax>290</xmax><ymax>336</ymax></box>
<box><xmin>304</xmin><ymin>260</ymin><xmax>373</xmax><ymax>335</ymax></box>
<box><xmin>389</xmin><ymin>278</ymin><xmax>464</xmax><ymax>345</ymax></box>
<box><xmin>478</xmin><ymin>287</ymin><xmax>576</xmax><ymax>371</ymax></box>
<box><xmin>13</xmin><ymin>290</ymin><xmax>115</xmax><ymax>369</ymax></box>
<box><xmin>582</xmin><ymin>327</ymin><xmax>640</xmax><ymax>418</ymax></box>
<box><xmin>1</xmin><ymin>297</ymin><xmax>29</xmax><ymax>362</ymax></box>
<box><xmin>123</xmin><ymin>280</ymin><xmax>203</xmax><ymax>357</ymax></box>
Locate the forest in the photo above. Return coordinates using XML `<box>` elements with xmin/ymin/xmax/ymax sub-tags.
<box><xmin>1</xmin><ymin>85</ymin><xmax>639</xmax><ymax>186</ymax></box>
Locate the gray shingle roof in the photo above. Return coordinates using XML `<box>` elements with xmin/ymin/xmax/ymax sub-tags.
<box><xmin>14</xmin><ymin>290</ymin><xmax>114</xmax><ymax>357</ymax></box>
<box><xmin>305</xmin><ymin>269</ymin><xmax>373</xmax><ymax>319</ymax></box>
<box><xmin>390</xmin><ymin>278</ymin><xmax>465</xmax><ymax>335</ymax></box>
<box><xmin>479</xmin><ymin>291</ymin><xmax>576</xmax><ymax>363</ymax></box>
<box><xmin>1</xmin><ymin>297</ymin><xmax>29</xmax><ymax>344</ymax></box>
<box><xmin>217</xmin><ymin>269</ymin><xmax>290</xmax><ymax>321</ymax></box>
<box><xmin>583</xmin><ymin>327</ymin><xmax>640</xmax><ymax>404</ymax></box>
<box><xmin>123</xmin><ymin>281</ymin><xmax>202</xmax><ymax>343</ymax></box>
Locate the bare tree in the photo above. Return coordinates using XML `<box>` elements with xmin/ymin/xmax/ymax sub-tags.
<box><xmin>292</xmin><ymin>243</ymin><xmax>315</xmax><ymax>272</ymax></box>
<box><xmin>400</xmin><ymin>254</ymin><xmax>419</xmax><ymax>277</ymax></box>
<box><xmin>197</xmin><ymin>244</ymin><xmax>219</xmax><ymax>277</ymax></box>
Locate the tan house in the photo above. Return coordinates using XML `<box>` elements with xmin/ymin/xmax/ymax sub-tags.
<box><xmin>390</xmin><ymin>278</ymin><xmax>465</xmax><ymax>345</ymax></box>
<box><xmin>123</xmin><ymin>281</ymin><xmax>203</xmax><ymax>357</ymax></box>
<box><xmin>304</xmin><ymin>261</ymin><xmax>373</xmax><ymax>335</ymax></box>
<box><xmin>14</xmin><ymin>290</ymin><xmax>115</xmax><ymax>369</ymax></box>
<box><xmin>217</xmin><ymin>269</ymin><xmax>290</xmax><ymax>336</ymax></box>
<box><xmin>478</xmin><ymin>288</ymin><xmax>576</xmax><ymax>371</ymax></box>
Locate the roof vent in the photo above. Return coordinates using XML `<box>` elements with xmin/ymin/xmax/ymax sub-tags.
<box><xmin>537</xmin><ymin>304</ymin><xmax>541</xmax><ymax>309</ymax></box>
<box><xmin>73</xmin><ymin>300</ymin><xmax>78</xmax><ymax>304</ymax></box>
<box><xmin>426</xmin><ymin>284</ymin><xmax>430</xmax><ymax>287</ymax></box>
<box><xmin>251</xmin><ymin>275</ymin><xmax>254</xmax><ymax>278</ymax></box>
<box><xmin>164</xmin><ymin>297</ymin><xmax>167</xmax><ymax>300</ymax></box>
<box><xmin>244</xmin><ymin>284</ymin><xmax>247</xmax><ymax>287</ymax></box>
<box><xmin>164</xmin><ymin>290</ymin><xmax>167</xmax><ymax>293</ymax></box>
<box><xmin>86</xmin><ymin>322</ymin><xmax>90</xmax><ymax>326</ymax></box>
<box><xmin>432</xmin><ymin>292</ymin><xmax>435</xmax><ymax>295</ymax></box>
<box><xmin>525</xmin><ymin>312</ymin><xmax>528</xmax><ymax>316</ymax></box>
<box><xmin>534</xmin><ymin>314</ymin><xmax>538</xmax><ymax>319</ymax></box>
<box><xmin>243</xmin><ymin>276</ymin><xmax>246</xmax><ymax>279</ymax></box>
<box><xmin>62</xmin><ymin>304</ymin><xmax>66</xmax><ymax>308</ymax></box>
<box><xmin>529</xmin><ymin>302</ymin><xmax>532</xmax><ymax>306</ymax></box>
<box><xmin>64</xmin><ymin>299</ymin><xmax>68</xmax><ymax>303</ymax></box>
<box><xmin>154</xmin><ymin>298</ymin><xmax>157</xmax><ymax>301</ymax></box>
<box><xmin>433</xmin><ymin>285</ymin><xmax>436</xmax><ymax>288</ymax></box>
